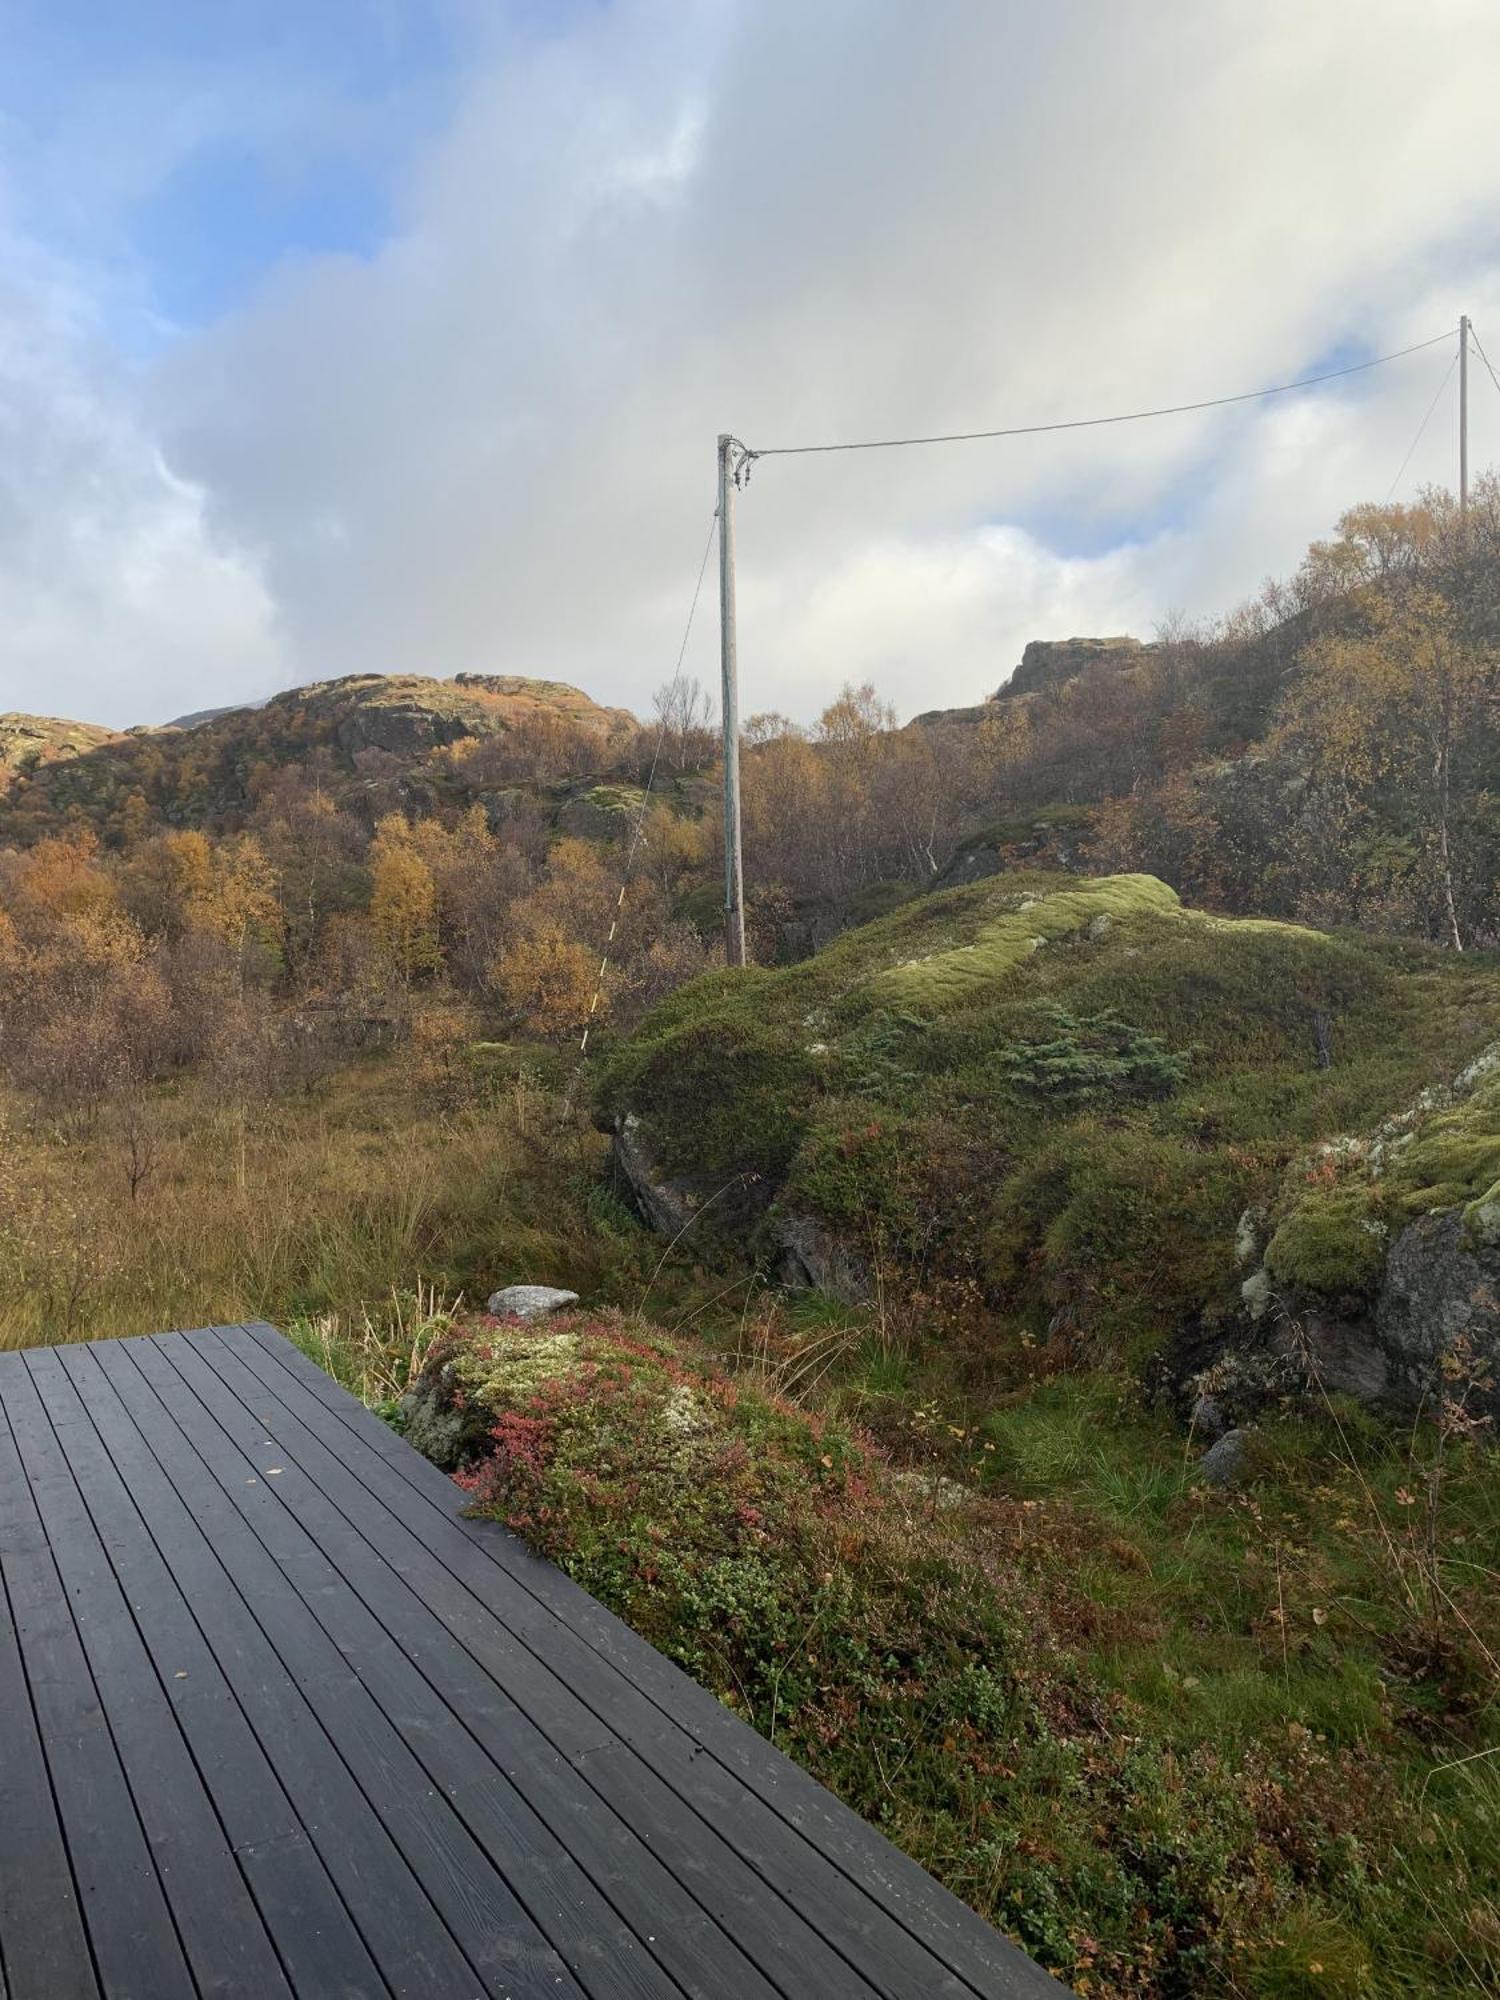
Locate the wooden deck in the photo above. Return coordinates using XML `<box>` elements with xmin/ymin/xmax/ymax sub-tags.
<box><xmin>0</xmin><ymin>1323</ymin><xmax>1067</xmax><ymax>1999</ymax></box>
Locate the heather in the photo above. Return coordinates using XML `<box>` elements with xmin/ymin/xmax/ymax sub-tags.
<box><xmin>407</xmin><ymin>1310</ymin><xmax>1500</xmax><ymax>1997</ymax></box>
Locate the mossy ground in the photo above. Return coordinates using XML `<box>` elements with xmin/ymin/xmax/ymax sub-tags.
<box><xmin>598</xmin><ymin>870</ymin><xmax>1500</xmax><ymax>1366</ymax></box>
<box><xmin>426</xmin><ymin>1313</ymin><xmax>1500</xmax><ymax>1998</ymax></box>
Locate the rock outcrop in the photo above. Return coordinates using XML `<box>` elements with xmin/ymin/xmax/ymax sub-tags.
<box><xmin>909</xmin><ymin>635</ymin><xmax>1158</xmax><ymax>730</ymax></box>
<box><xmin>614</xmin><ymin>1115</ymin><xmax>704</xmax><ymax>1240</ymax></box>
<box><xmin>0</xmin><ymin>713</ymin><xmax>120</xmax><ymax>783</ymax></box>
<box><xmin>996</xmin><ymin>636</ymin><xmax>1156</xmax><ymax>701</ymax></box>
<box><xmin>1209</xmin><ymin>1047</ymin><xmax>1500</xmax><ymax>1419</ymax></box>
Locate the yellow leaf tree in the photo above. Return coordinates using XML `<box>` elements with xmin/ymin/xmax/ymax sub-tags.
<box><xmin>369</xmin><ymin>818</ymin><xmax>442</xmax><ymax>981</ymax></box>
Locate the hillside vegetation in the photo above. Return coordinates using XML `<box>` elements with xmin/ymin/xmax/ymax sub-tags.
<box><xmin>2</xmin><ymin>486</ymin><xmax>1498</xmax><ymax>1998</ymax></box>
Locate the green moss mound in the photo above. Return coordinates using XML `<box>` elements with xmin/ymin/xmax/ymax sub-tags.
<box><xmin>1265</xmin><ymin>1184</ymin><xmax>1389</xmax><ymax>1300</ymax></box>
<box><xmin>872</xmin><ymin>873</ymin><xmax>1179</xmax><ymax>1007</ymax></box>
<box><xmin>598</xmin><ymin>871</ymin><xmax>1500</xmax><ymax>1361</ymax></box>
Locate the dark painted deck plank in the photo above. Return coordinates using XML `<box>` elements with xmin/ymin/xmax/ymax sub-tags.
<box><xmin>132</xmin><ymin>1337</ymin><xmax>730</xmax><ymax>2000</ymax></box>
<box><xmin>229</xmin><ymin>1322</ymin><xmax>1066</xmax><ymax>2000</ymax></box>
<box><xmin>31</xmin><ymin>1346</ymin><xmax>396</xmax><ymax>2000</ymax></box>
<box><xmin>4</xmin><ymin>1352</ymin><xmax>294</xmax><ymax>2000</ymax></box>
<box><xmin>148</xmin><ymin>1331</ymin><xmax>780</xmax><ymax>2000</ymax></box>
<box><xmin>66</xmin><ymin>1343</ymin><xmax>489</xmax><ymax>2000</ymax></box>
<box><xmin>172</xmin><ymin>1330</ymin><xmax>886</xmax><ymax>2000</ymax></box>
<box><xmin>82</xmin><ymin>1336</ymin><xmax>571</xmax><ymax>2000</ymax></box>
<box><xmin>0</xmin><ymin>1386</ymin><xmax>196</xmax><ymax>2000</ymax></box>
<box><xmin>0</xmin><ymin>1375</ymin><xmax>99</xmax><ymax>2000</ymax></box>
<box><xmin>2</xmin><ymin>1324</ymin><xmax>1065</xmax><ymax>2000</ymax></box>
<box><xmin>53</xmin><ymin>1340</ymin><xmax>404</xmax><ymax>1999</ymax></box>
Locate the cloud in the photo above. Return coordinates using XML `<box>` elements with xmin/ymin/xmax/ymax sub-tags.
<box><xmin>5</xmin><ymin>0</ymin><xmax>1500</xmax><ymax>725</ymax></box>
<box><xmin>0</xmin><ymin>232</ymin><xmax>278</xmax><ymax>725</ymax></box>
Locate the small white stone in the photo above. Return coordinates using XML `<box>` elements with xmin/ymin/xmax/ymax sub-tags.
<box><xmin>486</xmin><ymin>1284</ymin><xmax>581</xmax><ymax>1321</ymax></box>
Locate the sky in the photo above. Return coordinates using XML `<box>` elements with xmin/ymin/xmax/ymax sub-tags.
<box><xmin>1</xmin><ymin>0</ymin><xmax>1498</xmax><ymax>730</ymax></box>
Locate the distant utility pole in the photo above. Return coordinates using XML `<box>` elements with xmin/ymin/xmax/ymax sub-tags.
<box><xmin>1459</xmin><ymin>314</ymin><xmax>1470</xmax><ymax>515</ymax></box>
<box><xmin>717</xmin><ymin>433</ymin><xmax>747</xmax><ymax>967</ymax></box>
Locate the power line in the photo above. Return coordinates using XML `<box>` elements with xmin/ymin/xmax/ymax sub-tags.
<box><xmin>578</xmin><ymin>509</ymin><xmax>718</xmax><ymax>1056</ymax></box>
<box><xmin>742</xmin><ymin>328</ymin><xmax>1455</xmax><ymax>460</ymax></box>
<box><xmin>1468</xmin><ymin>321</ymin><xmax>1500</xmax><ymax>401</ymax></box>
<box><xmin>1385</xmin><ymin>350</ymin><xmax>1459</xmax><ymax>501</ymax></box>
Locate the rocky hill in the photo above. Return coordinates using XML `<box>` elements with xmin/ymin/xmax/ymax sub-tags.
<box><xmin>910</xmin><ymin>634</ymin><xmax>1162</xmax><ymax>728</ymax></box>
<box><xmin>0</xmin><ymin>712</ymin><xmax>121</xmax><ymax>778</ymax></box>
<box><xmin>599</xmin><ymin>867</ymin><xmax>1500</xmax><ymax>1417</ymax></box>
<box><xmin>0</xmin><ymin>672</ymin><xmax>639</xmax><ymax>841</ymax></box>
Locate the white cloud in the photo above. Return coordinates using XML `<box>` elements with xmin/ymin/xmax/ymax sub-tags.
<box><xmin>5</xmin><ymin>0</ymin><xmax>1500</xmax><ymax>725</ymax></box>
<box><xmin>0</xmin><ymin>234</ymin><xmax>278</xmax><ymax>724</ymax></box>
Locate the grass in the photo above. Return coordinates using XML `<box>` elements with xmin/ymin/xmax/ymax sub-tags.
<box><xmin>0</xmin><ymin>1058</ymin><xmax>671</xmax><ymax>1358</ymax></box>
<box><xmin>2</xmin><ymin>1041</ymin><xmax>1496</xmax><ymax>1995</ymax></box>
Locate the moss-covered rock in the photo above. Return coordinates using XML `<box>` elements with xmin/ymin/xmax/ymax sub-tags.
<box><xmin>1241</xmin><ymin>1043</ymin><xmax>1500</xmax><ymax>1410</ymax></box>
<box><xmin>599</xmin><ymin>867</ymin><xmax>1500</xmax><ymax>1381</ymax></box>
<box><xmin>872</xmin><ymin>873</ymin><xmax>1179</xmax><ymax>1009</ymax></box>
<box><xmin>1264</xmin><ymin>1185</ymin><xmax>1388</xmax><ymax>1301</ymax></box>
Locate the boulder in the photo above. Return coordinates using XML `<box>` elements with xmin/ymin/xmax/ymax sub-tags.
<box><xmin>614</xmin><ymin>1115</ymin><xmax>701</xmax><ymax>1239</ymax></box>
<box><xmin>397</xmin><ymin>1352</ymin><xmax>496</xmax><ymax>1469</ymax></box>
<box><xmin>485</xmin><ymin>1284</ymin><xmax>580</xmax><ymax>1321</ymax></box>
<box><xmin>1196</xmin><ymin>1045</ymin><xmax>1500</xmax><ymax>1420</ymax></box>
<box><xmin>773</xmin><ymin>1210</ymin><xmax>871</xmax><ymax>1301</ymax></box>
<box><xmin>1189</xmin><ymin>1394</ymin><xmax>1228</xmax><ymax>1442</ymax></box>
<box><xmin>1196</xmin><ymin>1428</ymin><xmax>1253</xmax><ymax>1488</ymax></box>
<box><xmin>1375</xmin><ymin>1210</ymin><xmax>1499</xmax><ymax>1407</ymax></box>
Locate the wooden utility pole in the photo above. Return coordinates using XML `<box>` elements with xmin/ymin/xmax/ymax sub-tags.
<box><xmin>717</xmin><ymin>434</ymin><xmax>747</xmax><ymax>966</ymax></box>
<box><xmin>1460</xmin><ymin>314</ymin><xmax>1470</xmax><ymax>514</ymax></box>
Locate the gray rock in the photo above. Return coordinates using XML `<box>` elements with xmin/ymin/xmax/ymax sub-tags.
<box><xmin>1375</xmin><ymin>1210</ymin><xmax>1499</xmax><ymax>1412</ymax></box>
<box><xmin>485</xmin><ymin>1284</ymin><xmax>579</xmax><ymax>1321</ymax></box>
<box><xmin>1234</xmin><ymin>1206</ymin><xmax>1268</xmax><ymax>1268</ymax></box>
<box><xmin>396</xmin><ymin>1352</ymin><xmax>500</xmax><ymax>1469</ymax></box>
<box><xmin>615</xmin><ymin>1115</ymin><xmax>701</xmax><ymax>1239</ymax></box>
<box><xmin>1196</xmin><ymin>1428</ymin><xmax>1253</xmax><ymax>1488</ymax></box>
<box><xmin>1270</xmin><ymin>1304</ymin><xmax>1391</xmax><ymax>1403</ymax></box>
<box><xmin>773</xmin><ymin>1210</ymin><xmax>871</xmax><ymax>1302</ymax></box>
<box><xmin>1240</xmin><ymin>1266</ymin><xmax>1273</xmax><ymax>1320</ymax></box>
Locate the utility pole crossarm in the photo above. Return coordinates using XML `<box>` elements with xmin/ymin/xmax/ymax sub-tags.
<box><xmin>718</xmin><ymin>433</ymin><xmax>748</xmax><ymax>967</ymax></box>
